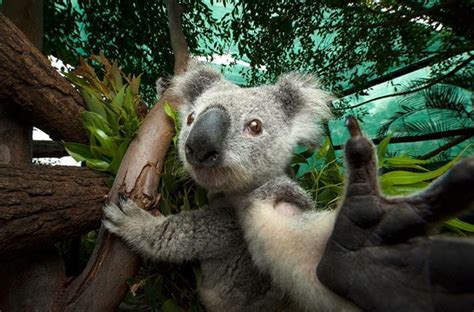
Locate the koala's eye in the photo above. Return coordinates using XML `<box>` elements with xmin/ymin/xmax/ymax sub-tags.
<box><xmin>187</xmin><ymin>112</ymin><xmax>195</xmax><ymax>125</ymax></box>
<box><xmin>246</xmin><ymin>119</ymin><xmax>262</xmax><ymax>136</ymax></box>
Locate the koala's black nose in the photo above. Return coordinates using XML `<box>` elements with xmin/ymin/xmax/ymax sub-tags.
<box><xmin>185</xmin><ymin>107</ymin><xmax>230</xmax><ymax>167</ymax></box>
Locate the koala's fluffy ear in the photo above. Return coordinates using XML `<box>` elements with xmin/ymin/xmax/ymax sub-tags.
<box><xmin>172</xmin><ymin>62</ymin><xmax>223</xmax><ymax>104</ymax></box>
<box><xmin>275</xmin><ymin>73</ymin><xmax>332</xmax><ymax>120</ymax></box>
<box><xmin>274</xmin><ymin>73</ymin><xmax>333</xmax><ymax>146</ymax></box>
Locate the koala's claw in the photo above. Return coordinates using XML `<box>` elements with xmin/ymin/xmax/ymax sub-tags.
<box><xmin>103</xmin><ymin>198</ymin><xmax>156</xmax><ymax>238</ymax></box>
<box><xmin>118</xmin><ymin>192</ymin><xmax>129</xmax><ymax>204</ymax></box>
<box><xmin>345</xmin><ymin>115</ymin><xmax>362</xmax><ymax>137</ymax></box>
<box><xmin>103</xmin><ymin>203</ymin><xmax>126</xmax><ymax>225</ymax></box>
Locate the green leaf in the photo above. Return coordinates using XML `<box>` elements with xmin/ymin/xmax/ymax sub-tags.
<box><xmin>164</xmin><ymin>102</ymin><xmax>177</xmax><ymax>122</ymax></box>
<box><xmin>182</xmin><ymin>191</ymin><xmax>191</xmax><ymax>211</ymax></box>
<box><xmin>380</xmin><ymin>157</ymin><xmax>459</xmax><ymax>187</ymax></box>
<box><xmin>110</xmin><ymin>60</ymin><xmax>123</xmax><ymax>91</ymax></box>
<box><xmin>129</xmin><ymin>74</ymin><xmax>141</xmax><ymax>96</ymax></box>
<box><xmin>110</xmin><ymin>86</ymin><xmax>125</xmax><ymax>110</ymax></box>
<box><xmin>80</xmin><ymin>90</ymin><xmax>107</xmax><ymax>120</ymax></box>
<box><xmin>445</xmin><ymin>218</ymin><xmax>474</xmax><ymax>232</ymax></box>
<box><xmin>385</xmin><ymin>156</ymin><xmax>430</xmax><ymax>166</ymax></box>
<box><xmin>123</xmin><ymin>86</ymin><xmax>136</xmax><ymax>117</ymax></box>
<box><xmin>376</xmin><ymin>136</ymin><xmax>391</xmax><ymax>168</ymax></box>
<box><xmin>103</xmin><ymin>105</ymin><xmax>120</xmax><ymax>132</ymax></box>
<box><xmin>82</xmin><ymin>111</ymin><xmax>113</xmax><ymax>135</ymax></box>
<box><xmin>161</xmin><ymin>299</ymin><xmax>185</xmax><ymax>312</ymax></box>
<box><xmin>317</xmin><ymin>137</ymin><xmax>331</xmax><ymax>160</ymax></box>
<box><xmin>90</xmin><ymin>145</ymin><xmax>113</xmax><ymax>159</ymax></box>
<box><xmin>86</xmin><ymin>126</ymin><xmax>118</xmax><ymax>152</ymax></box>
<box><xmin>107</xmin><ymin>139</ymin><xmax>130</xmax><ymax>174</ymax></box>
<box><xmin>86</xmin><ymin>158</ymin><xmax>110</xmax><ymax>171</ymax></box>
<box><xmin>63</xmin><ymin>142</ymin><xmax>93</xmax><ymax>162</ymax></box>
<box><xmin>382</xmin><ymin>181</ymin><xmax>429</xmax><ymax>195</ymax></box>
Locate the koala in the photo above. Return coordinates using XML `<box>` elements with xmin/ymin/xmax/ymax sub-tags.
<box><xmin>103</xmin><ymin>63</ymin><xmax>335</xmax><ymax>311</ymax></box>
<box><xmin>104</xmin><ymin>64</ymin><xmax>474</xmax><ymax>311</ymax></box>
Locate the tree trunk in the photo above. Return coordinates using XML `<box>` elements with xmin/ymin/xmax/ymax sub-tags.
<box><xmin>0</xmin><ymin>0</ymin><xmax>42</xmax><ymax>165</ymax></box>
<box><xmin>0</xmin><ymin>4</ymin><xmax>73</xmax><ymax>311</ymax></box>
<box><xmin>0</xmin><ymin>13</ymin><xmax>87</xmax><ymax>144</ymax></box>
<box><xmin>60</xmin><ymin>1</ymin><xmax>190</xmax><ymax>310</ymax></box>
<box><xmin>0</xmin><ymin>165</ymin><xmax>109</xmax><ymax>257</ymax></box>
<box><xmin>0</xmin><ymin>0</ymin><xmax>189</xmax><ymax>309</ymax></box>
<box><xmin>0</xmin><ymin>250</ymin><xmax>66</xmax><ymax>312</ymax></box>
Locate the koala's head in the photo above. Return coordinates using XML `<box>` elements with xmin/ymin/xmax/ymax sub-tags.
<box><xmin>172</xmin><ymin>64</ymin><xmax>332</xmax><ymax>193</ymax></box>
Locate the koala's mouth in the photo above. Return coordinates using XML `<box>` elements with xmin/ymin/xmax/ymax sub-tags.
<box><xmin>189</xmin><ymin>165</ymin><xmax>230</xmax><ymax>188</ymax></box>
<box><xmin>187</xmin><ymin>163</ymin><xmax>249</xmax><ymax>192</ymax></box>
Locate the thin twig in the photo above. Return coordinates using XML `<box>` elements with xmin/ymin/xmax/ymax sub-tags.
<box><xmin>335</xmin><ymin>55</ymin><xmax>474</xmax><ymax>110</ymax></box>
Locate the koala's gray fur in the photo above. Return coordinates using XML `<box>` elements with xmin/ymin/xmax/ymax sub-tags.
<box><xmin>103</xmin><ymin>197</ymin><xmax>285</xmax><ymax>311</ymax></box>
<box><xmin>103</xmin><ymin>63</ymin><xmax>351</xmax><ymax>311</ymax></box>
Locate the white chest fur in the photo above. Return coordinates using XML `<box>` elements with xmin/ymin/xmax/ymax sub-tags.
<box><xmin>237</xmin><ymin>199</ymin><xmax>359</xmax><ymax>311</ymax></box>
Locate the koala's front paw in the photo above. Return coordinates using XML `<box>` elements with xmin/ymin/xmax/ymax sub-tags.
<box><xmin>103</xmin><ymin>197</ymin><xmax>159</xmax><ymax>239</ymax></box>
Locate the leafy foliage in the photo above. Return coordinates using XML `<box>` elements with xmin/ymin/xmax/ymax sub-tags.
<box><xmin>63</xmin><ymin>53</ymin><xmax>144</xmax><ymax>175</ymax></box>
<box><xmin>43</xmin><ymin>0</ymin><xmax>218</xmax><ymax>104</ymax></box>
<box><xmin>377</xmin><ymin>70</ymin><xmax>473</xmax><ymax>138</ymax></box>
<box><xmin>44</xmin><ymin>0</ymin><xmax>473</xmax><ymax>107</ymax></box>
<box><xmin>215</xmin><ymin>0</ymin><xmax>473</xmax><ymax>92</ymax></box>
<box><xmin>292</xmin><ymin>136</ymin><xmax>474</xmax><ymax>234</ymax></box>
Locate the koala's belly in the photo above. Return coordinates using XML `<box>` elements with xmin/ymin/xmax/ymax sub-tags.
<box><xmin>199</xmin><ymin>244</ymin><xmax>287</xmax><ymax>312</ymax></box>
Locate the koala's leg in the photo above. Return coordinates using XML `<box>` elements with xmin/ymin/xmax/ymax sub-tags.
<box><xmin>103</xmin><ymin>198</ymin><xmax>238</xmax><ymax>262</ymax></box>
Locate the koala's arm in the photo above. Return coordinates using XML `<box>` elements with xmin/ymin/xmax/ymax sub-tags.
<box><xmin>103</xmin><ymin>199</ymin><xmax>239</xmax><ymax>262</ymax></box>
<box><xmin>318</xmin><ymin>117</ymin><xmax>474</xmax><ymax>311</ymax></box>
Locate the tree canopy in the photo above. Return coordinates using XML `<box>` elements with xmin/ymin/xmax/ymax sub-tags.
<box><xmin>44</xmin><ymin>0</ymin><xmax>473</xmax><ymax>103</ymax></box>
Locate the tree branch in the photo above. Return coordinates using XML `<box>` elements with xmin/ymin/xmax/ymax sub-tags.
<box><xmin>332</xmin><ymin>127</ymin><xmax>474</xmax><ymax>150</ymax></box>
<box><xmin>32</xmin><ymin>140</ymin><xmax>67</xmax><ymax>158</ymax></box>
<box><xmin>420</xmin><ymin>135</ymin><xmax>472</xmax><ymax>160</ymax></box>
<box><xmin>0</xmin><ymin>165</ymin><xmax>108</xmax><ymax>258</ymax></box>
<box><xmin>336</xmin><ymin>55</ymin><xmax>474</xmax><ymax>110</ymax></box>
<box><xmin>167</xmin><ymin>0</ymin><xmax>189</xmax><ymax>75</ymax></box>
<box><xmin>61</xmin><ymin>1</ymin><xmax>190</xmax><ymax>310</ymax></box>
<box><xmin>0</xmin><ymin>14</ymin><xmax>87</xmax><ymax>144</ymax></box>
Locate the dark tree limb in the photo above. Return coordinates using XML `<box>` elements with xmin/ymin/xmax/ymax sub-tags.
<box><xmin>337</xmin><ymin>55</ymin><xmax>474</xmax><ymax>110</ymax></box>
<box><xmin>0</xmin><ymin>250</ymin><xmax>66</xmax><ymax>311</ymax></box>
<box><xmin>33</xmin><ymin>140</ymin><xmax>67</xmax><ymax>158</ymax></box>
<box><xmin>0</xmin><ymin>13</ymin><xmax>87</xmax><ymax>144</ymax></box>
<box><xmin>0</xmin><ymin>0</ymin><xmax>41</xmax><ymax>166</ymax></box>
<box><xmin>61</xmin><ymin>1</ymin><xmax>190</xmax><ymax>310</ymax></box>
<box><xmin>420</xmin><ymin>135</ymin><xmax>472</xmax><ymax>160</ymax></box>
<box><xmin>0</xmin><ymin>165</ymin><xmax>109</xmax><ymax>257</ymax></box>
<box><xmin>332</xmin><ymin>127</ymin><xmax>474</xmax><ymax>150</ymax></box>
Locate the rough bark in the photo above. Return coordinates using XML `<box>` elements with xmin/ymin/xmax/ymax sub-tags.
<box><xmin>0</xmin><ymin>250</ymin><xmax>66</xmax><ymax>312</ymax></box>
<box><xmin>2</xmin><ymin>0</ymin><xmax>43</xmax><ymax>49</ymax></box>
<box><xmin>0</xmin><ymin>165</ymin><xmax>109</xmax><ymax>257</ymax></box>
<box><xmin>61</xmin><ymin>1</ymin><xmax>190</xmax><ymax>310</ymax></box>
<box><xmin>0</xmin><ymin>13</ymin><xmax>87</xmax><ymax>144</ymax></box>
<box><xmin>0</xmin><ymin>0</ymin><xmax>42</xmax><ymax>165</ymax></box>
<box><xmin>33</xmin><ymin>140</ymin><xmax>67</xmax><ymax>158</ymax></box>
<box><xmin>0</xmin><ymin>4</ymin><xmax>67</xmax><ymax>312</ymax></box>
<box><xmin>0</xmin><ymin>104</ymin><xmax>32</xmax><ymax>164</ymax></box>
